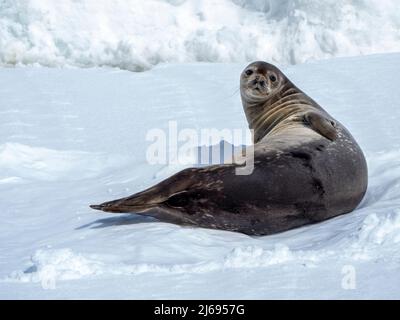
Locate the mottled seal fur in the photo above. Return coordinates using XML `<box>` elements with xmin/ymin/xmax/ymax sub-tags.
<box><xmin>90</xmin><ymin>61</ymin><xmax>368</xmax><ymax>236</ymax></box>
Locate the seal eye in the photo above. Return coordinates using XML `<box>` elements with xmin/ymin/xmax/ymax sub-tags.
<box><xmin>245</xmin><ymin>69</ymin><xmax>253</xmax><ymax>76</ymax></box>
<box><xmin>269</xmin><ymin>75</ymin><xmax>277</xmax><ymax>82</ymax></box>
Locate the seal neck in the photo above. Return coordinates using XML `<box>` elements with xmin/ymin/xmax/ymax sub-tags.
<box><xmin>243</xmin><ymin>81</ymin><xmax>319</xmax><ymax>143</ymax></box>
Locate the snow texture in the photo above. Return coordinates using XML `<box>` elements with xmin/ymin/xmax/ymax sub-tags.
<box><xmin>1</xmin><ymin>53</ymin><xmax>400</xmax><ymax>299</ymax></box>
<box><xmin>1</xmin><ymin>0</ymin><xmax>400</xmax><ymax>71</ymax></box>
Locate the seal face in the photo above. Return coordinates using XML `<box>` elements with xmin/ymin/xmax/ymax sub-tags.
<box><xmin>90</xmin><ymin>61</ymin><xmax>368</xmax><ymax>236</ymax></box>
<box><xmin>240</xmin><ymin>61</ymin><xmax>283</xmax><ymax>104</ymax></box>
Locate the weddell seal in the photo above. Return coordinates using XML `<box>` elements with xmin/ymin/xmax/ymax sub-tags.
<box><xmin>90</xmin><ymin>61</ymin><xmax>368</xmax><ymax>236</ymax></box>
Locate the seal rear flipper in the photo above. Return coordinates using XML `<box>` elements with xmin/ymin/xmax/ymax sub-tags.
<box><xmin>89</xmin><ymin>201</ymin><xmax>158</xmax><ymax>213</ymax></box>
<box><xmin>90</xmin><ymin>166</ymin><xmax>224</xmax><ymax>214</ymax></box>
<box><xmin>89</xmin><ymin>190</ymin><xmax>193</xmax><ymax>214</ymax></box>
<box><xmin>303</xmin><ymin>111</ymin><xmax>338</xmax><ymax>141</ymax></box>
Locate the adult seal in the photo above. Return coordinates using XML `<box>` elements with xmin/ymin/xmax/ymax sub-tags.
<box><xmin>90</xmin><ymin>61</ymin><xmax>368</xmax><ymax>236</ymax></box>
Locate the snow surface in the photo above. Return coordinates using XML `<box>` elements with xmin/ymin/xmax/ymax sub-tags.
<box><xmin>1</xmin><ymin>53</ymin><xmax>400</xmax><ymax>299</ymax></box>
<box><xmin>1</xmin><ymin>0</ymin><xmax>400</xmax><ymax>71</ymax></box>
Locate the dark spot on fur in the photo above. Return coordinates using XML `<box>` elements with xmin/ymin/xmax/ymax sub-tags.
<box><xmin>316</xmin><ymin>144</ymin><xmax>326</xmax><ymax>152</ymax></box>
<box><xmin>311</xmin><ymin>178</ymin><xmax>325</xmax><ymax>197</ymax></box>
<box><xmin>290</xmin><ymin>151</ymin><xmax>313</xmax><ymax>170</ymax></box>
<box><xmin>290</xmin><ymin>151</ymin><xmax>311</xmax><ymax>161</ymax></box>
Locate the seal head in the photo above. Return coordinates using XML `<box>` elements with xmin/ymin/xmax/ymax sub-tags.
<box><xmin>240</xmin><ymin>61</ymin><xmax>284</xmax><ymax>104</ymax></box>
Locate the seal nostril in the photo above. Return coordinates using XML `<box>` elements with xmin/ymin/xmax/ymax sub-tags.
<box><xmin>259</xmin><ymin>81</ymin><xmax>265</xmax><ymax>87</ymax></box>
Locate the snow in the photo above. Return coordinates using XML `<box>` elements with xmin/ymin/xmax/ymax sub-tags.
<box><xmin>1</xmin><ymin>0</ymin><xmax>400</xmax><ymax>71</ymax></box>
<box><xmin>1</xmin><ymin>53</ymin><xmax>400</xmax><ymax>299</ymax></box>
<box><xmin>0</xmin><ymin>143</ymin><xmax>125</xmax><ymax>181</ymax></box>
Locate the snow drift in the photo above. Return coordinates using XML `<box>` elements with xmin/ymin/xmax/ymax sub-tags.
<box><xmin>1</xmin><ymin>0</ymin><xmax>400</xmax><ymax>71</ymax></box>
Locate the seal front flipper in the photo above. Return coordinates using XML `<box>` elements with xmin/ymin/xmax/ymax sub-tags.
<box><xmin>303</xmin><ymin>111</ymin><xmax>338</xmax><ymax>141</ymax></box>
